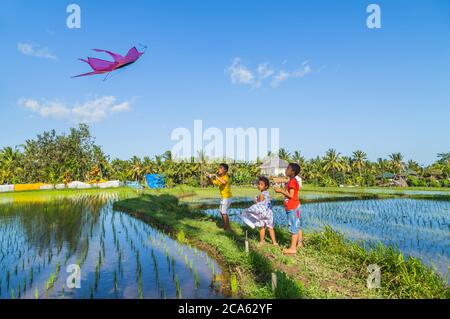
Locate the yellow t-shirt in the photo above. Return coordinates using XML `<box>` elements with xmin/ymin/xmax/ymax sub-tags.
<box><xmin>213</xmin><ymin>174</ymin><xmax>232</xmax><ymax>199</ymax></box>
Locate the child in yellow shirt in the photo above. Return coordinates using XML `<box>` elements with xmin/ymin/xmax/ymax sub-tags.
<box><xmin>207</xmin><ymin>163</ymin><xmax>232</xmax><ymax>231</ymax></box>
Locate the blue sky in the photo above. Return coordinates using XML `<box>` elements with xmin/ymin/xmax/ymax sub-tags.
<box><xmin>0</xmin><ymin>0</ymin><xmax>449</xmax><ymax>165</ymax></box>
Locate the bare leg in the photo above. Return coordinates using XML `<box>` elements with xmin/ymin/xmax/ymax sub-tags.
<box><xmin>259</xmin><ymin>227</ymin><xmax>266</xmax><ymax>244</ymax></box>
<box><xmin>267</xmin><ymin>228</ymin><xmax>278</xmax><ymax>245</ymax></box>
<box><xmin>283</xmin><ymin>234</ymin><xmax>298</xmax><ymax>254</ymax></box>
<box><xmin>222</xmin><ymin>214</ymin><xmax>231</xmax><ymax>231</ymax></box>
<box><xmin>297</xmin><ymin>229</ymin><xmax>304</xmax><ymax>248</ymax></box>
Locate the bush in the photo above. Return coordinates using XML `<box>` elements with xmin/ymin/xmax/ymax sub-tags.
<box><xmin>183</xmin><ymin>176</ymin><xmax>200</xmax><ymax>187</ymax></box>
<box><xmin>407</xmin><ymin>176</ymin><xmax>420</xmax><ymax>187</ymax></box>
<box><xmin>320</xmin><ymin>176</ymin><xmax>337</xmax><ymax>187</ymax></box>
<box><xmin>428</xmin><ymin>178</ymin><xmax>441</xmax><ymax>187</ymax></box>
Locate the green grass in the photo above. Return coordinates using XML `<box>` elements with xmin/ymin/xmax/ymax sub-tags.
<box><xmin>0</xmin><ymin>187</ymin><xmax>140</xmax><ymax>203</ymax></box>
<box><xmin>114</xmin><ymin>194</ymin><xmax>449</xmax><ymax>299</ymax></box>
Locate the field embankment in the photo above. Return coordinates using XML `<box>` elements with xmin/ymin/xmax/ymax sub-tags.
<box><xmin>114</xmin><ymin>194</ymin><xmax>449</xmax><ymax>299</ymax></box>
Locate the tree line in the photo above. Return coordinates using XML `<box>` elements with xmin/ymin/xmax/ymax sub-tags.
<box><xmin>0</xmin><ymin>124</ymin><xmax>449</xmax><ymax>188</ymax></box>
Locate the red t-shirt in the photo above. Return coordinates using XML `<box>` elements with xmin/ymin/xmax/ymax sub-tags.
<box><xmin>284</xmin><ymin>178</ymin><xmax>300</xmax><ymax>210</ymax></box>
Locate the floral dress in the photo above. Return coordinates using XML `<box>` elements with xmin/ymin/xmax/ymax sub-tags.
<box><xmin>240</xmin><ymin>190</ymin><xmax>274</xmax><ymax>229</ymax></box>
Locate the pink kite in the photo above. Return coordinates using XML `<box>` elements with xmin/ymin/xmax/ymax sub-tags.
<box><xmin>72</xmin><ymin>46</ymin><xmax>146</xmax><ymax>80</ymax></box>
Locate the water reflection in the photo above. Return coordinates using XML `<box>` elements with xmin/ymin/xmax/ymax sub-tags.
<box><xmin>206</xmin><ymin>198</ymin><xmax>450</xmax><ymax>281</ymax></box>
<box><xmin>0</xmin><ymin>195</ymin><xmax>224</xmax><ymax>299</ymax></box>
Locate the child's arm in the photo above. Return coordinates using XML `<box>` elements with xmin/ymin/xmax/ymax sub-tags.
<box><xmin>274</xmin><ymin>187</ymin><xmax>295</xmax><ymax>199</ymax></box>
<box><xmin>213</xmin><ymin>175</ymin><xmax>227</xmax><ymax>185</ymax></box>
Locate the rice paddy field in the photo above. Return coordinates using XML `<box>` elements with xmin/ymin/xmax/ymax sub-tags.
<box><xmin>0</xmin><ymin>186</ymin><xmax>448</xmax><ymax>298</ymax></box>
<box><xmin>206</xmin><ymin>198</ymin><xmax>450</xmax><ymax>283</ymax></box>
<box><xmin>0</xmin><ymin>193</ymin><xmax>225</xmax><ymax>299</ymax></box>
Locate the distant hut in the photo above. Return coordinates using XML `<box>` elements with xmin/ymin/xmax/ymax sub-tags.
<box><xmin>259</xmin><ymin>156</ymin><xmax>289</xmax><ymax>177</ymax></box>
<box><xmin>376</xmin><ymin>172</ymin><xmax>407</xmax><ymax>187</ymax></box>
<box><xmin>259</xmin><ymin>156</ymin><xmax>302</xmax><ymax>187</ymax></box>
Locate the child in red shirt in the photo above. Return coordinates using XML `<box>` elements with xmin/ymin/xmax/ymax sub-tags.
<box><xmin>274</xmin><ymin>163</ymin><xmax>303</xmax><ymax>254</ymax></box>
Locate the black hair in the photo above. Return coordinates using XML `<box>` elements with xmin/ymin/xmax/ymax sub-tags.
<box><xmin>219</xmin><ymin>163</ymin><xmax>229</xmax><ymax>172</ymax></box>
<box><xmin>288</xmin><ymin>163</ymin><xmax>301</xmax><ymax>176</ymax></box>
<box><xmin>258</xmin><ymin>176</ymin><xmax>270</xmax><ymax>189</ymax></box>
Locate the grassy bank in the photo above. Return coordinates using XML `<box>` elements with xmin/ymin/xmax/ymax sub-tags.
<box><xmin>114</xmin><ymin>194</ymin><xmax>449</xmax><ymax>299</ymax></box>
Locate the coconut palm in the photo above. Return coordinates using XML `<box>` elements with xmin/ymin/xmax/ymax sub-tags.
<box><xmin>278</xmin><ymin>148</ymin><xmax>291</xmax><ymax>162</ymax></box>
<box><xmin>128</xmin><ymin>156</ymin><xmax>143</xmax><ymax>182</ymax></box>
<box><xmin>323</xmin><ymin>149</ymin><xmax>345</xmax><ymax>180</ymax></box>
<box><xmin>352</xmin><ymin>150</ymin><xmax>367</xmax><ymax>178</ymax></box>
<box><xmin>291</xmin><ymin>151</ymin><xmax>305</xmax><ymax>166</ymax></box>
<box><xmin>389</xmin><ymin>153</ymin><xmax>404</xmax><ymax>175</ymax></box>
<box><xmin>437</xmin><ymin>152</ymin><xmax>450</xmax><ymax>165</ymax></box>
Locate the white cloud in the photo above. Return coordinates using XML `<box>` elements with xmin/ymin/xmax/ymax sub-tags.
<box><xmin>17</xmin><ymin>42</ymin><xmax>57</xmax><ymax>60</ymax></box>
<box><xmin>19</xmin><ymin>96</ymin><xmax>132</xmax><ymax>123</ymax></box>
<box><xmin>227</xmin><ymin>58</ymin><xmax>312</xmax><ymax>88</ymax></box>
<box><xmin>257</xmin><ymin>63</ymin><xmax>275</xmax><ymax>80</ymax></box>
<box><xmin>271</xmin><ymin>70</ymin><xmax>291</xmax><ymax>87</ymax></box>
<box><xmin>226</xmin><ymin>58</ymin><xmax>255</xmax><ymax>85</ymax></box>
<box><xmin>270</xmin><ymin>61</ymin><xmax>312</xmax><ymax>87</ymax></box>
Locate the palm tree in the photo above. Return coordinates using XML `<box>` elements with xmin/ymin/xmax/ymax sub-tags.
<box><xmin>278</xmin><ymin>148</ymin><xmax>291</xmax><ymax>162</ymax></box>
<box><xmin>142</xmin><ymin>156</ymin><xmax>154</xmax><ymax>175</ymax></box>
<box><xmin>291</xmin><ymin>151</ymin><xmax>305</xmax><ymax>166</ymax></box>
<box><xmin>128</xmin><ymin>156</ymin><xmax>143</xmax><ymax>181</ymax></box>
<box><xmin>389</xmin><ymin>153</ymin><xmax>404</xmax><ymax>175</ymax></box>
<box><xmin>437</xmin><ymin>152</ymin><xmax>450</xmax><ymax>165</ymax></box>
<box><xmin>352</xmin><ymin>150</ymin><xmax>367</xmax><ymax>178</ymax></box>
<box><xmin>323</xmin><ymin>149</ymin><xmax>345</xmax><ymax>180</ymax></box>
<box><xmin>0</xmin><ymin>147</ymin><xmax>21</xmax><ymax>184</ymax></box>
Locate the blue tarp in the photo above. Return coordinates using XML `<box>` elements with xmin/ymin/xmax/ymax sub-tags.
<box><xmin>145</xmin><ymin>174</ymin><xmax>165</xmax><ymax>189</ymax></box>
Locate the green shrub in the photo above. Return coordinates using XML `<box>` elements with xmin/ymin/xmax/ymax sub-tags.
<box><xmin>407</xmin><ymin>176</ymin><xmax>420</xmax><ymax>187</ymax></box>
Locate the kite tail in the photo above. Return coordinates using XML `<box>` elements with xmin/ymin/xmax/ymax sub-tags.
<box><xmin>71</xmin><ymin>71</ymin><xmax>98</xmax><ymax>78</ymax></box>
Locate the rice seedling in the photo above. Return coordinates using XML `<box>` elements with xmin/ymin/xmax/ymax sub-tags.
<box><xmin>35</xmin><ymin>288</ymin><xmax>39</xmax><ymax>299</ymax></box>
<box><xmin>45</xmin><ymin>273</ymin><xmax>56</xmax><ymax>291</ymax></box>
<box><xmin>138</xmin><ymin>271</ymin><xmax>143</xmax><ymax>299</ymax></box>
<box><xmin>113</xmin><ymin>270</ymin><xmax>118</xmax><ymax>292</ymax></box>
<box><xmin>175</xmin><ymin>274</ymin><xmax>181</xmax><ymax>298</ymax></box>
<box><xmin>194</xmin><ymin>269</ymin><xmax>200</xmax><ymax>289</ymax></box>
<box><xmin>6</xmin><ymin>270</ymin><xmax>10</xmax><ymax>289</ymax></box>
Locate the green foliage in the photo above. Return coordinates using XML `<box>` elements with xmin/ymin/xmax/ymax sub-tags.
<box><xmin>230</xmin><ymin>273</ymin><xmax>238</xmax><ymax>294</ymax></box>
<box><xmin>308</xmin><ymin>227</ymin><xmax>449</xmax><ymax>299</ymax></box>
<box><xmin>176</xmin><ymin>230</ymin><xmax>186</xmax><ymax>243</ymax></box>
<box><xmin>0</xmin><ymin>125</ymin><xmax>448</xmax><ymax>188</ymax></box>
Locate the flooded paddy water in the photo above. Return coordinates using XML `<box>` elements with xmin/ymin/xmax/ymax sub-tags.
<box><xmin>206</xmin><ymin>198</ymin><xmax>450</xmax><ymax>282</ymax></box>
<box><xmin>0</xmin><ymin>193</ymin><xmax>224</xmax><ymax>299</ymax></box>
